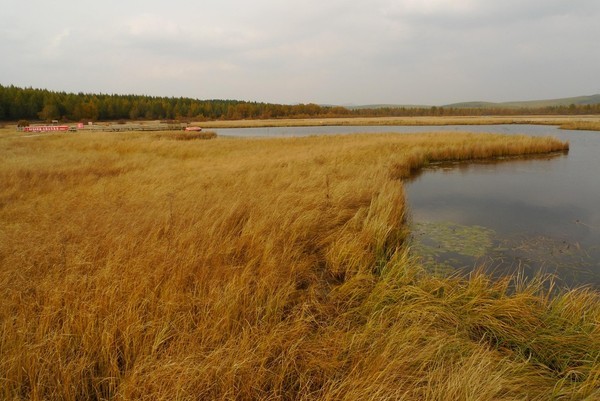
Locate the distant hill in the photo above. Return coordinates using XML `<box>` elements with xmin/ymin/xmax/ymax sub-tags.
<box><xmin>344</xmin><ymin>95</ymin><xmax>600</xmax><ymax>110</ymax></box>
<box><xmin>444</xmin><ymin>94</ymin><xmax>600</xmax><ymax>109</ymax></box>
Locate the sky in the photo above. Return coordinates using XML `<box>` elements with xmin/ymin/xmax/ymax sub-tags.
<box><xmin>1</xmin><ymin>0</ymin><xmax>599</xmax><ymax>105</ymax></box>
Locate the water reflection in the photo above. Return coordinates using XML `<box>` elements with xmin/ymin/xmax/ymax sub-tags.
<box><xmin>406</xmin><ymin>149</ymin><xmax>600</xmax><ymax>287</ymax></box>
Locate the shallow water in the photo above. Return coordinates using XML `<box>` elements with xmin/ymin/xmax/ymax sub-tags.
<box><xmin>403</xmin><ymin>127</ymin><xmax>600</xmax><ymax>287</ymax></box>
<box><xmin>216</xmin><ymin>124</ymin><xmax>600</xmax><ymax>286</ymax></box>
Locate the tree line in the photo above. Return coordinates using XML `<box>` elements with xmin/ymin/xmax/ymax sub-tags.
<box><xmin>0</xmin><ymin>84</ymin><xmax>352</xmax><ymax>122</ymax></box>
<box><xmin>1</xmin><ymin>84</ymin><xmax>599</xmax><ymax>122</ymax></box>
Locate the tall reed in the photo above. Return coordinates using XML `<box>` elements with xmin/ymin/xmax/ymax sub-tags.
<box><xmin>559</xmin><ymin>121</ymin><xmax>600</xmax><ymax>131</ymax></box>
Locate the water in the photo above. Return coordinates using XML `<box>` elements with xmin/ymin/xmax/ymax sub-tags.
<box><xmin>405</xmin><ymin>127</ymin><xmax>600</xmax><ymax>287</ymax></box>
<box><xmin>216</xmin><ymin>124</ymin><xmax>550</xmax><ymax>138</ymax></box>
<box><xmin>215</xmin><ymin>124</ymin><xmax>600</xmax><ymax>286</ymax></box>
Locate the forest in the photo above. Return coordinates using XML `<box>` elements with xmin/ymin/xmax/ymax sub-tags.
<box><xmin>1</xmin><ymin>84</ymin><xmax>600</xmax><ymax>122</ymax></box>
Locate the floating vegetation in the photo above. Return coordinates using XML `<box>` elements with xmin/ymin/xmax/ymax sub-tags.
<box><xmin>409</xmin><ymin>221</ymin><xmax>496</xmax><ymax>275</ymax></box>
<box><xmin>507</xmin><ymin>234</ymin><xmax>599</xmax><ymax>276</ymax></box>
<box><xmin>410</xmin><ymin>220</ymin><xmax>600</xmax><ymax>283</ymax></box>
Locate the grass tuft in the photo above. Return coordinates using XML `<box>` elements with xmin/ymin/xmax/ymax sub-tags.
<box><xmin>153</xmin><ymin>130</ymin><xmax>217</xmax><ymax>140</ymax></box>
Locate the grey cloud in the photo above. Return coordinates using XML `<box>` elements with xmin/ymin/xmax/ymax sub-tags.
<box><xmin>1</xmin><ymin>0</ymin><xmax>599</xmax><ymax>104</ymax></box>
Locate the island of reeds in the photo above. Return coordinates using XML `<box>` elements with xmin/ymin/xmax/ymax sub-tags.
<box><xmin>2</xmin><ymin>128</ymin><xmax>598</xmax><ymax>400</ymax></box>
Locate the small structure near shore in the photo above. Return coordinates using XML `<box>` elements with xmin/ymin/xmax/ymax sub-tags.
<box><xmin>23</xmin><ymin>125</ymin><xmax>70</xmax><ymax>132</ymax></box>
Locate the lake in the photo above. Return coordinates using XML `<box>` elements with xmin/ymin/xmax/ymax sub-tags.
<box><xmin>215</xmin><ymin>124</ymin><xmax>600</xmax><ymax>287</ymax></box>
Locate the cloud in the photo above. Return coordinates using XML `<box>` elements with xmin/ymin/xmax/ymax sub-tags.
<box><xmin>388</xmin><ymin>0</ymin><xmax>476</xmax><ymax>16</ymax></box>
<box><xmin>42</xmin><ymin>29</ymin><xmax>71</xmax><ymax>58</ymax></box>
<box><xmin>1</xmin><ymin>0</ymin><xmax>599</xmax><ymax>104</ymax></box>
<box><xmin>381</xmin><ymin>0</ymin><xmax>600</xmax><ymax>31</ymax></box>
<box><xmin>128</xmin><ymin>14</ymin><xmax>182</xmax><ymax>38</ymax></box>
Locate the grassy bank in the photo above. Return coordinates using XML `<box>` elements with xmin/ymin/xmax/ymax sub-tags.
<box><xmin>2</xmin><ymin>129</ymin><xmax>598</xmax><ymax>400</ymax></box>
<box><xmin>559</xmin><ymin>121</ymin><xmax>600</xmax><ymax>131</ymax></box>
<box><xmin>152</xmin><ymin>130</ymin><xmax>217</xmax><ymax>141</ymax></box>
<box><xmin>197</xmin><ymin>115</ymin><xmax>600</xmax><ymax>130</ymax></box>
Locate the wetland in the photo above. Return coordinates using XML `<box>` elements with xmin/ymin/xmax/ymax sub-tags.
<box><xmin>215</xmin><ymin>123</ymin><xmax>600</xmax><ymax>286</ymax></box>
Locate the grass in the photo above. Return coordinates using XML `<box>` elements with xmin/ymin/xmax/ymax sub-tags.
<box><xmin>197</xmin><ymin>115</ymin><xmax>600</xmax><ymax>130</ymax></box>
<box><xmin>2</xmin><ymin>128</ymin><xmax>598</xmax><ymax>400</ymax></box>
<box><xmin>559</xmin><ymin>121</ymin><xmax>600</xmax><ymax>131</ymax></box>
<box><xmin>152</xmin><ymin>130</ymin><xmax>217</xmax><ymax>140</ymax></box>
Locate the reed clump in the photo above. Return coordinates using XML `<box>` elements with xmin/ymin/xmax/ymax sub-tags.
<box><xmin>559</xmin><ymin>121</ymin><xmax>600</xmax><ymax>131</ymax></box>
<box><xmin>153</xmin><ymin>130</ymin><xmax>217</xmax><ymax>140</ymax></box>
<box><xmin>2</xmin><ymin>129</ymin><xmax>596</xmax><ymax>400</ymax></box>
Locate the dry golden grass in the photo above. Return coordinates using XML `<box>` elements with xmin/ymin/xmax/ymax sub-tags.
<box><xmin>197</xmin><ymin>115</ymin><xmax>600</xmax><ymax>129</ymax></box>
<box><xmin>2</xmin><ymin>128</ymin><xmax>597</xmax><ymax>400</ymax></box>
<box><xmin>152</xmin><ymin>130</ymin><xmax>217</xmax><ymax>141</ymax></box>
<box><xmin>559</xmin><ymin>121</ymin><xmax>600</xmax><ymax>131</ymax></box>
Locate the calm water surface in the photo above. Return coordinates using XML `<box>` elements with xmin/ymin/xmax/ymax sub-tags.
<box><xmin>405</xmin><ymin>126</ymin><xmax>600</xmax><ymax>287</ymax></box>
<box><xmin>216</xmin><ymin>124</ymin><xmax>600</xmax><ymax>286</ymax></box>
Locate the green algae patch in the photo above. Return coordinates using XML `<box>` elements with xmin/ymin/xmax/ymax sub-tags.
<box><xmin>410</xmin><ymin>221</ymin><xmax>496</xmax><ymax>275</ymax></box>
<box><xmin>410</xmin><ymin>220</ymin><xmax>600</xmax><ymax>283</ymax></box>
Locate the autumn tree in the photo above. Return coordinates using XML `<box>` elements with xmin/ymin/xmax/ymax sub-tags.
<box><xmin>38</xmin><ymin>103</ymin><xmax>61</xmax><ymax>121</ymax></box>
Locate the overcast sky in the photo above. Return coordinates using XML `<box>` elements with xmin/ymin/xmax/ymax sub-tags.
<box><xmin>2</xmin><ymin>0</ymin><xmax>599</xmax><ymax>105</ymax></box>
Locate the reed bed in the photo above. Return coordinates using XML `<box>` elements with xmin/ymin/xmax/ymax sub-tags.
<box><xmin>2</xmin><ymin>130</ymin><xmax>597</xmax><ymax>400</ymax></box>
<box><xmin>197</xmin><ymin>116</ymin><xmax>521</xmax><ymax>128</ymax></box>
<box><xmin>152</xmin><ymin>130</ymin><xmax>217</xmax><ymax>141</ymax></box>
<box><xmin>197</xmin><ymin>115</ymin><xmax>600</xmax><ymax>129</ymax></box>
<box><xmin>559</xmin><ymin>121</ymin><xmax>600</xmax><ymax>131</ymax></box>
